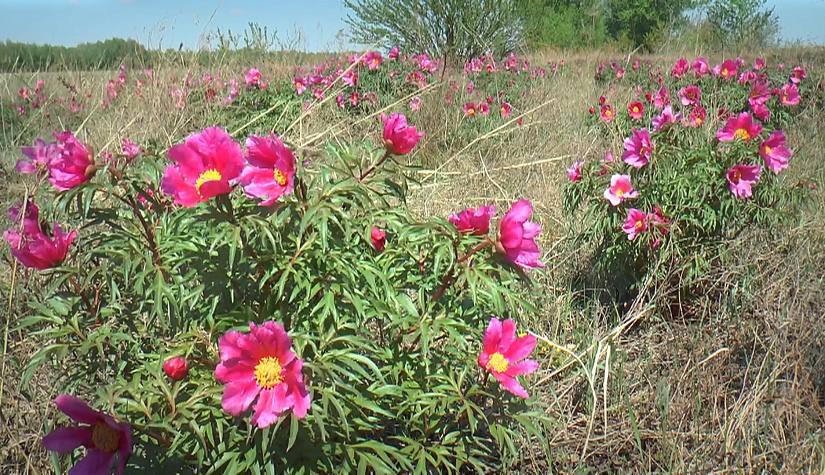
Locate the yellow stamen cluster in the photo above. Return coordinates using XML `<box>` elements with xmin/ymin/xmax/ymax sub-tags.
<box><xmin>195</xmin><ymin>169</ymin><xmax>222</xmax><ymax>195</ymax></box>
<box><xmin>486</xmin><ymin>352</ymin><xmax>509</xmax><ymax>373</ymax></box>
<box><xmin>273</xmin><ymin>169</ymin><xmax>288</xmax><ymax>186</ymax></box>
<box><xmin>734</xmin><ymin>129</ymin><xmax>750</xmax><ymax>141</ymax></box>
<box><xmin>254</xmin><ymin>356</ymin><xmax>284</xmax><ymax>389</ymax></box>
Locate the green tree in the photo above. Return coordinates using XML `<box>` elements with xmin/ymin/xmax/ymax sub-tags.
<box><xmin>344</xmin><ymin>0</ymin><xmax>523</xmax><ymax>62</ymax></box>
<box><xmin>705</xmin><ymin>0</ymin><xmax>778</xmax><ymax>47</ymax></box>
<box><xmin>606</xmin><ymin>0</ymin><xmax>700</xmax><ymax>49</ymax></box>
<box><xmin>517</xmin><ymin>0</ymin><xmax>609</xmax><ymax>48</ymax></box>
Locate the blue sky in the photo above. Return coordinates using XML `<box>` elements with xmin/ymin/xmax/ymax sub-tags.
<box><xmin>0</xmin><ymin>0</ymin><xmax>823</xmax><ymax>50</ymax></box>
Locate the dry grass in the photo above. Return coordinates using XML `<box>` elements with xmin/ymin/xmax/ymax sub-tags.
<box><xmin>1</xmin><ymin>48</ymin><xmax>824</xmax><ymax>473</ymax></box>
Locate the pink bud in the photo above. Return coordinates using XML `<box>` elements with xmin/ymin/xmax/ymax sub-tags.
<box><xmin>163</xmin><ymin>356</ymin><xmax>189</xmax><ymax>381</ymax></box>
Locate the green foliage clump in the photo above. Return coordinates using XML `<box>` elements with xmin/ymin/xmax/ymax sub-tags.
<box><xmin>704</xmin><ymin>0</ymin><xmax>779</xmax><ymax>48</ymax></box>
<box><xmin>344</xmin><ymin>0</ymin><xmax>524</xmax><ymax>61</ymax></box>
<box><xmin>16</xmin><ymin>123</ymin><xmax>547</xmax><ymax>472</ymax></box>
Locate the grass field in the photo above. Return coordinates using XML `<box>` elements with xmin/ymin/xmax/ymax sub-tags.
<box><xmin>1</xmin><ymin>47</ymin><xmax>824</xmax><ymax>473</ymax></box>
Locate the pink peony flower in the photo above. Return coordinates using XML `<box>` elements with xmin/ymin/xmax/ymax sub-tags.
<box><xmin>603</xmin><ymin>174</ymin><xmax>639</xmax><ymax>206</ymax></box>
<box><xmin>622</xmin><ymin>208</ymin><xmax>648</xmax><ymax>240</ymax></box>
<box><xmin>238</xmin><ymin>134</ymin><xmax>296</xmax><ymax>206</ymax></box>
<box><xmin>163</xmin><ymin>356</ymin><xmax>189</xmax><ymax>381</ymax></box>
<box><xmin>499</xmin><ymin>101</ymin><xmax>512</xmax><ymax>118</ymax></box>
<box><xmin>692</xmin><ymin>57</ymin><xmax>710</xmax><ymax>77</ymax></box>
<box><xmin>716</xmin><ymin>112</ymin><xmax>762</xmax><ymax>142</ymax></box>
<box><xmin>599</xmin><ymin>104</ymin><xmax>615</xmax><ymax>123</ymax></box>
<box><xmin>293</xmin><ymin>77</ymin><xmax>307</xmax><ymax>95</ymax></box>
<box><xmin>48</xmin><ymin>131</ymin><xmax>95</xmax><ymax>191</ymax></box>
<box><xmin>753</xmin><ymin>57</ymin><xmax>766</xmax><ymax>70</ymax></box>
<box><xmin>686</xmin><ymin>106</ymin><xmax>707</xmax><ymax>128</ymax></box>
<box><xmin>566</xmin><ymin>160</ymin><xmax>583</xmax><ymax>182</ymax></box>
<box><xmin>790</xmin><ymin>66</ymin><xmax>806</xmax><ymax>84</ymax></box>
<box><xmin>449</xmin><ymin>205</ymin><xmax>496</xmax><ymax>235</ymax></box>
<box><xmin>751</xmin><ymin>102</ymin><xmax>771</xmax><ymax>122</ymax></box>
<box><xmin>244</xmin><ymin>68</ymin><xmax>262</xmax><ymax>88</ymax></box>
<box><xmin>759</xmin><ymin>130</ymin><xmax>793</xmax><ymax>174</ymax></box>
<box><xmin>622</xmin><ymin>129</ymin><xmax>653</xmax><ymax>168</ymax></box>
<box><xmin>780</xmin><ymin>83</ymin><xmax>800</xmax><ymax>106</ymax></box>
<box><xmin>406</xmin><ymin>96</ymin><xmax>420</xmax><ymax>112</ymax></box>
<box><xmin>42</xmin><ymin>395</ymin><xmax>131</xmax><ymax>475</ymax></box>
<box><xmin>478</xmin><ymin>317</ymin><xmax>538</xmax><ymax>398</ymax></box>
<box><xmin>388</xmin><ymin>46</ymin><xmax>400</xmax><ymax>60</ymax></box>
<box><xmin>463</xmin><ymin>102</ymin><xmax>477</xmax><ymax>117</ymax></box>
<box><xmin>652</xmin><ymin>105</ymin><xmax>680</xmax><ymax>132</ymax></box>
<box><xmin>120</xmin><ymin>138</ymin><xmax>143</xmax><ymax>160</ymax></box>
<box><xmin>4</xmin><ymin>201</ymin><xmax>77</xmax><ymax>270</ymax></box>
<box><xmin>748</xmin><ymin>81</ymin><xmax>771</xmax><ymax>108</ymax></box>
<box><xmin>496</xmin><ymin>199</ymin><xmax>544</xmax><ymax>269</ymax></box>
<box><xmin>726</xmin><ymin>164</ymin><xmax>762</xmax><ymax>198</ymax></box>
<box><xmin>364</xmin><ymin>51</ymin><xmax>383</xmax><ymax>70</ymax></box>
<box><xmin>370</xmin><ymin>227</ymin><xmax>385</xmax><ymax>251</ymax></box>
<box><xmin>160</xmin><ymin>127</ymin><xmax>244</xmax><ymax>207</ymax></box>
<box><xmin>478</xmin><ymin>102</ymin><xmax>490</xmax><ymax>116</ymax></box>
<box><xmin>381</xmin><ymin>113</ymin><xmax>423</xmax><ymax>155</ymax></box>
<box><xmin>653</xmin><ymin>86</ymin><xmax>670</xmax><ymax>109</ymax></box>
<box><xmin>214</xmin><ymin>321</ymin><xmax>311</xmax><ymax>428</ymax></box>
<box><xmin>714</xmin><ymin>59</ymin><xmax>738</xmax><ymax>80</ymax></box>
<box><xmin>17</xmin><ymin>138</ymin><xmax>56</xmax><ymax>175</ymax></box>
<box><xmin>627</xmin><ymin>101</ymin><xmax>644</xmax><ymax>120</ymax></box>
<box><xmin>678</xmin><ymin>85</ymin><xmax>701</xmax><ymax>106</ymax></box>
<box><xmin>671</xmin><ymin>58</ymin><xmax>689</xmax><ymax>78</ymax></box>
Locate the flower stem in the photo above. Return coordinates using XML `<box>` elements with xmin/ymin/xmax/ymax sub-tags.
<box><xmin>358</xmin><ymin>149</ymin><xmax>392</xmax><ymax>182</ymax></box>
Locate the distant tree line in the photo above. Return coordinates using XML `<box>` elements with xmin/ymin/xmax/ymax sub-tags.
<box><xmin>0</xmin><ymin>38</ymin><xmax>154</xmax><ymax>72</ymax></box>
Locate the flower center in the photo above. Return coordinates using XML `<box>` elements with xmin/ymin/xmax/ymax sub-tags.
<box><xmin>91</xmin><ymin>422</ymin><xmax>120</xmax><ymax>453</ymax></box>
<box><xmin>273</xmin><ymin>169</ymin><xmax>288</xmax><ymax>186</ymax></box>
<box><xmin>763</xmin><ymin>145</ymin><xmax>773</xmax><ymax>155</ymax></box>
<box><xmin>734</xmin><ymin>128</ymin><xmax>750</xmax><ymax>141</ymax></box>
<box><xmin>732</xmin><ymin>170</ymin><xmax>742</xmax><ymax>182</ymax></box>
<box><xmin>634</xmin><ymin>220</ymin><xmax>645</xmax><ymax>230</ymax></box>
<box><xmin>195</xmin><ymin>169</ymin><xmax>222</xmax><ymax>195</ymax></box>
<box><xmin>615</xmin><ymin>188</ymin><xmax>625</xmax><ymax>197</ymax></box>
<box><xmin>254</xmin><ymin>356</ymin><xmax>284</xmax><ymax>389</ymax></box>
<box><xmin>632</xmin><ymin>106</ymin><xmax>639</xmax><ymax>113</ymax></box>
<box><xmin>486</xmin><ymin>352</ymin><xmax>509</xmax><ymax>373</ymax></box>
<box><xmin>721</xmin><ymin>68</ymin><xmax>729</xmax><ymax>77</ymax></box>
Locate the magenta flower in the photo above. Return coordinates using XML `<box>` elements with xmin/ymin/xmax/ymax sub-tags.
<box><xmin>753</xmin><ymin>57</ymin><xmax>766</xmax><ymax>70</ymax></box>
<box><xmin>752</xmin><ymin>102</ymin><xmax>771</xmax><ymax>122</ymax></box>
<box><xmin>603</xmin><ymin>174</ymin><xmax>639</xmax><ymax>206</ymax></box>
<box><xmin>364</xmin><ymin>51</ymin><xmax>383</xmax><ymax>70</ymax></box>
<box><xmin>790</xmin><ymin>66</ymin><xmax>807</xmax><ymax>84</ymax></box>
<box><xmin>714</xmin><ymin>59</ymin><xmax>738</xmax><ymax>80</ymax></box>
<box><xmin>671</xmin><ymin>57</ymin><xmax>689</xmax><ymax>78</ymax></box>
<box><xmin>239</xmin><ymin>134</ymin><xmax>296</xmax><ymax>206</ymax></box>
<box><xmin>163</xmin><ymin>356</ymin><xmax>189</xmax><ymax>381</ymax></box>
<box><xmin>716</xmin><ymin>112</ymin><xmax>762</xmax><ymax>143</ymax></box>
<box><xmin>627</xmin><ymin>101</ymin><xmax>644</xmax><ymax>120</ymax></box>
<box><xmin>215</xmin><ymin>321</ymin><xmax>311</xmax><ymax>428</ymax></box>
<box><xmin>370</xmin><ymin>227</ymin><xmax>386</xmax><ymax>251</ymax></box>
<box><xmin>499</xmin><ymin>101</ymin><xmax>512</xmax><ymax>118</ymax></box>
<box><xmin>409</xmin><ymin>96</ymin><xmax>421</xmax><ymax>111</ymax></box>
<box><xmin>748</xmin><ymin>81</ymin><xmax>771</xmax><ymax>108</ymax></box>
<box><xmin>120</xmin><ymin>138</ymin><xmax>142</xmax><ymax>160</ymax></box>
<box><xmin>692</xmin><ymin>57</ymin><xmax>710</xmax><ymax>77</ymax></box>
<box><xmin>653</xmin><ymin>87</ymin><xmax>670</xmax><ymax>109</ymax></box>
<box><xmin>652</xmin><ymin>105</ymin><xmax>680</xmax><ymax>132</ymax></box>
<box><xmin>496</xmin><ymin>199</ymin><xmax>544</xmax><ymax>269</ymax></box>
<box><xmin>678</xmin><ymin>85</ymin><xmax>701</xmax><ymax>106</ymax></box>
<box><xmin>42</xmin><ymin>395</ymin><xmax>131</xmax><ymax>475</ymax></box>
<box><xmin>759</xmin><ymin>130</ymin><xmax>793</xmax><ymax>174</ymax></box>
<box><xmin>622</xmin><ymin>208</ymin><xmax>648</xmax><ymax>240</ymax></box>
<box><xmin>566</xmin><ymin>160</ymin><xmax>583</xmax><ymax>182</ymax></box>
<box><xmin>726</xmin><ymin>164</ymin><xmax>762</xmax><ymax>198</ymax></box>
<box><xmin>449</xmin><ymin>205</ymin><xmax>496</xmax><ymax>235</ymax></box>
<box><xmin>686</xmin><ymin>106</ymin><xmax>707</xmax><ymax>128</ymax></box>
<box><xmin>478</xmin><ymin>317</ymin><xmax>538</xmax><ymax>398</ymax></box>
<box><xmin>48</xmin><ymin>131</ymin><xmax>95</xmax><ymax>191</ymax></box>
<box><xmin>293</xmin><ymin>77</ymin><xmax>307</xmax><ymax>95</ymax></box>
<box><xmin>245</xmin><ymin>68</ymin><xmax>262</xmax><ymax>88</ymax></box>
<box><xmin>780</xmin><ymin>83</ymin><xmax>800</xmax><ymax>106</ymax></box>
<box><xmin>388</xmin><ymin>46</ymin><xmax>400</xmax><ymax>60</ymax></box>
<box><xmin>463</xmin><ymin>102</ymin><xmax>477</xmax><ymax>117</ymax></box>
<box><xmin>599</xmin><ymin>104</ymin><xmax>615</xmax><ymax>123</ymax></box>
<box><xmin>4</xmin><ymin>201</ymin><xmax>77</xmax><ymax>270</ymax></box>
<box><xmin>17</xmin><ymin>138</ymin><xmax>56</xmax><ymax>175</ymax></box>
<box><xmin>160</xmin><ymin>127</ymin><xmax>244</xmax><ymax>207</ymax></box>
<box><xmin>622</xmin><ymin>129</ymin><xmax>653</xmax><ymax>168</ymax></box>
<box><xmin>381</xmin><ymin>113</ymin><xmax>424</xmax><ymax>155</ymax></box>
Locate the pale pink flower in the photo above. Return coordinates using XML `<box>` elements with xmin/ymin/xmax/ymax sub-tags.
<box><xmin>603</xmin><ymin>174</ymin><xmax>639</xmax><ymax>206</ymax></box>
<box><xmin>726</xmin><ymin>164</ymin><xmax>762</xmax><ymax>198</ymax></box>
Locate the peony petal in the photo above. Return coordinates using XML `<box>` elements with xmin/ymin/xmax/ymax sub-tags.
<box><xmin>42</xmin><ymin>426</ymin><xmax>92</xmax><ymax>453</ymax></box>
<box><xmin>221</xmin><ymin>379</ymin><xmax>260</xmax><ymax>416</ymax></box>
<box><xmin>506</xmin><ymin>359</ymin><xmax>539</xmax><ymax>376</ymax></box>
<box><xmin>482</xmin><ymin>317</ymin><xmax>502</xmax><ymax>355</ymax></box>
<box><xmin>504</xmin><ymin>334</ymin><xmax>538</xmax><ymax>362</ymax></box>
<box><xmin>493</xmin><ymin>372</ymin><xmax>529</xmax><ymax>398</ymax></box>
<box><xmin>55</xmin><ymin>395</ymin><xmax>102</xmax><ymax>425</ymax></box>
<box><xmin>251</xmin><ymin>386</ymin><xmax>287</xmax><ymax>428</ymax></box>
<box><xmin>69</xmin><ymin>449</ymin><xmax>114</xmax><ymax>475</ymax></box>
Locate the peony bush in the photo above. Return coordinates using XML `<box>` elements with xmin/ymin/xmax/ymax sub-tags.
<box><xmin>566</xmin><ymin>56</ymin><xmax>812</xmax><ymax>298</ymax></box>
<box><xmin>8</xmin><ymin>110</ymin><xmax>548</xmax><ymax>472</ymax></box>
